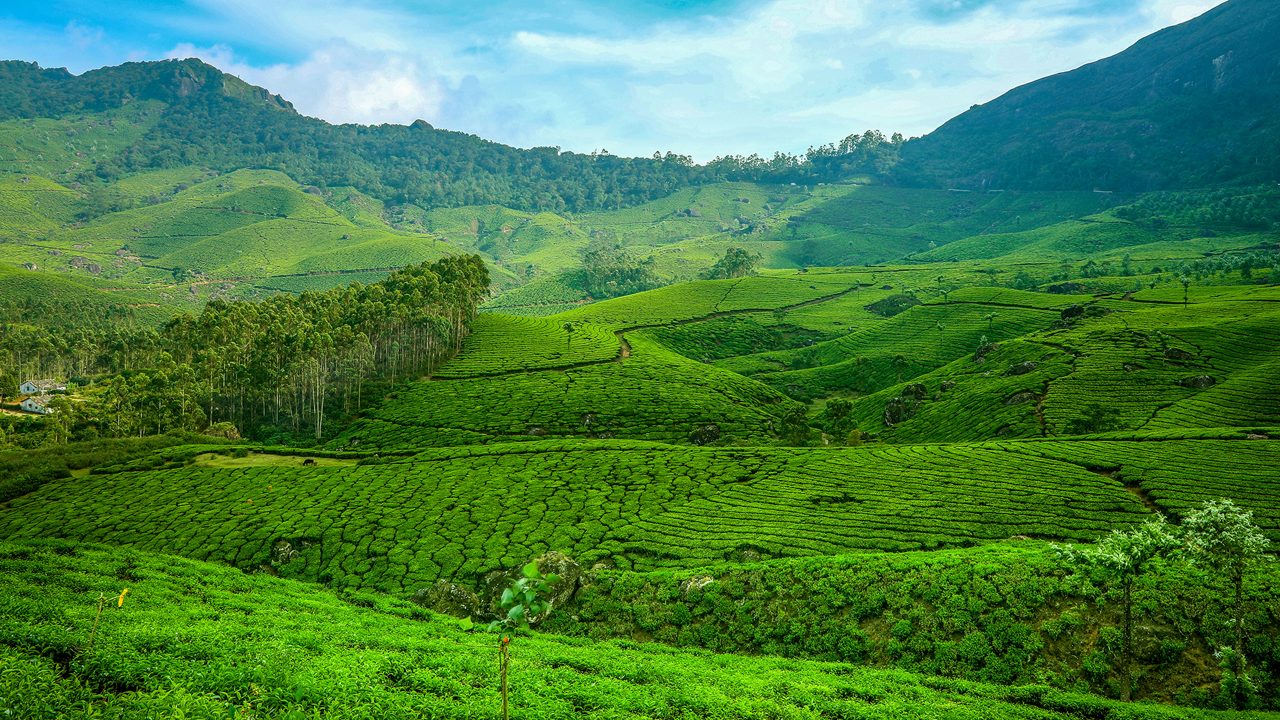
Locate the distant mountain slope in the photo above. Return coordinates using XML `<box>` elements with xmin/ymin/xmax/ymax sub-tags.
<box><xmin>895</xmin><ymin>0</ymin><xmax>1280</xmax><ymax>191</ymax></box>
<box><xmin>0</xmin><ymin>58</ymin><xmax>708</xmax><ymax>213</ymax></box>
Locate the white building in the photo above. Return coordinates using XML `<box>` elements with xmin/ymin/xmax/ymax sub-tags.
<box><xmin>20</xmin><ymin>379</ymin><xmax>66</xmax><ymax>395</ymax></box>
<box><xmin>20</xmin><ymin>396</ymin><xmax>52</xmax><ymax>415</ymax></box>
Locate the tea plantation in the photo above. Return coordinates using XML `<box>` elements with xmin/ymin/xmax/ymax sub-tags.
<box><xmin>9</xmin><ymin>539</ymin><xmax>1269</xmax><ymax>720</ymax></box>
<box><xmin>5</xmin><ymin>37</ymin><xmax>1280</xmax><ymax>719</ymax></box>
<box><xmin>6</xmin><ymin>438</ymin><xmax>1278</xmax><ymax>595</ymax></box>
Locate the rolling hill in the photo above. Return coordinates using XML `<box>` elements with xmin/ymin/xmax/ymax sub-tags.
<box><xmin>3</xmin><ymin>1</ymin><xmax>1280</xmax><ymax>715</ymax></box>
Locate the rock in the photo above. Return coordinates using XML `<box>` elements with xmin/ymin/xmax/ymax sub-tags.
<box><xmin>1004</xmin><ymin>361</ymin><xmax>1038</xmax><ymax>376</ymax></box>
<box><xmin>1178</xmin><ymin>375</ymin><xmax>1216</xmax><ymax>389</ymax></box>
<box><xmin>1247</xmin><ymin>433</ymin><xmax>1269</xmax><ymax>440</ymax></box>
<box><xmin>974</xmin><ymin>343</ymin><xmax>998</xmax><ymax>363</ymax></box>
<box><xmin>902</xmin><ymin>383</ymin><xmax>928</xmax><ymax>400</ymax></box>
<box><xmin>1060</xmin><ymin>304</ymin><xmax>1085</xmax><ymax>321</ymax></box>
<box><xmin>680</xmin><ymin>576</ymin><xmax>716</xmax><ymax>596</ymax></box>
<box><xmin>688</xmin><ymin>423</ymin><xmax>721</xmax><ymax>445</ymax></box>
<box><xmin>1005</xmin><ymin>391</ymin><xmax>1038</xmax><ymax>405</ymax></box>
<box><xmin>940</xmin><ymin>380</ymin><xmax>956</xmax><ymax>393</ymax></box>
<box><xmin>413</xmin><ymin>580</ymin><xmax>482</xmax><ymax>619</ymax></box>
<box><xmin>1164</xmin><ymin>347</ymin><xmax>1195</xmax><ymax>362</ymax></box>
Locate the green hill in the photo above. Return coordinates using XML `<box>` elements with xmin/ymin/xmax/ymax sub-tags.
<box><xmin>3</xmin><ymin>4</ymin><xmax>1280</xmax><ymax>715</ymax></box>
<box><xmin>895</xmin><ymin>0</ymin><xmax>1280</xmax><ymax>191</ymax></box>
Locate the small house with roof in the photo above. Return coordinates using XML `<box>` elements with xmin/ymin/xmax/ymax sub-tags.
<box><xmin>20</xmin><ymin>396</ymin><xmax>53</xmax><ymax>415</ymax></box>
<box><xmin>20</xmin><ymin>379</ymin><xmax>66</xmax><ymax>395</ymax></box>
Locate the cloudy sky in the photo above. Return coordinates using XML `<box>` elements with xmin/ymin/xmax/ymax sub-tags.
<box><xmin>2</xmin><ymin>0</ymin><xmax>1222</xmax><ymax>160</ymax></box>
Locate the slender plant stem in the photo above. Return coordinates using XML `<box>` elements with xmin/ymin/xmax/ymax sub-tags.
<box><xmin>86</xmin><ymin>594</ymin><xmax>106</xmax><ymax>654</ymax></box>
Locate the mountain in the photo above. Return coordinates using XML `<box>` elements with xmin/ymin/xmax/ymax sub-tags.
<box><xmin>0</xmin><ymin>58</ymin><xmax>294</xmax><ymax>118</ymax></box>
<box><xmin>0</xmin><ymin>58</ymin><xmax>709</xmax><ymax>213</ymax></box>
<box><xmin>894</xmin><ymin>0</ymin><xmax>1280</xmax><ymax>191</ymax></box>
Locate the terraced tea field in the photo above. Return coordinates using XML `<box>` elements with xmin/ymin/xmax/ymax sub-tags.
<box><xmin>7</xmin><ymin>438</ymin><xmax>1274</xmax><ymax>599</ymax></box>
<box><xmin>334</xmin><ymin>334</ymin><xmax>797</xmax><ymax>448</ymax></box>
<box><xmin>433</xmin><ymin>314</ymin><xmax>621</xmax><ymax>378</ymax></box>
<box><xmin>1004</xmin><ymin>439</ymin><xmax>1280</xmax><ymax>539</ymax></box>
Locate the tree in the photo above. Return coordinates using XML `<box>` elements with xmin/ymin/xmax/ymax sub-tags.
<box><xmin>702</xmin><ymin>247</ymin><xmax>760</xmax><ymax>280</ymax></box>
<box><xmin>777</xmin><ymin>406</ymin><xmax>813</xmax><ymax>446</ymax></box>
<box><xmin>562</xmin><ymin>322</ymin><xmax>576</xmax><ymax>351</ymax></box>
<box><xmin>1055</xmin><ymin>516</ymin><xmax>1181</xmax><ymax>701</ymax></box>
<box><xmin>984</xmin><ymin>312</ymin><xmax>998</xmax><ymax>331</ymax></box>
<box><xmin>488</xmin><ymin>560</ymin><xmax>562</xmax><ymax>720</ymax></box>
<box><xmin>1182</xmin><ymin>498</ymin><xmax>1271</xmax><ymax>708</ymax></box>
<box><xmin>580</xmin><ymin>240</ymin><xmax>659</xmax><ymax>299</ymax></box>
<box><xmin>892</xmin><ymin>354</ymin><xmax>908</xmax><ymax>383</ymax></box>
<box><xmin>934</xmin><ymin>275</ymin><xmax>957</xmax><ymax>303</ymax></box>
<box><xmin>1180</xmin><ymin>275</ymin><xmax>1191</xmax><ymax>307</ymax></box>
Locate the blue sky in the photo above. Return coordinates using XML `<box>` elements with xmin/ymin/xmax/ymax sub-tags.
<box><xmin>1</xmin><ymin>0</ymin><xmax>1222</xmax><ymax>160</ymax></box>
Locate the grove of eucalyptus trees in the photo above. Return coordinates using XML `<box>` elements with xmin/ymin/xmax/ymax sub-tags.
<box><xmin>4</xmin><ymin>255</ymin><xmax>488</xmax><ymax>443</ymax></box>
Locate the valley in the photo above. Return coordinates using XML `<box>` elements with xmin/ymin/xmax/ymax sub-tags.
<box><xmin>2</xmin><ymin>1</ymin><xmax>1280</xmax><ymax>717</ymax></box>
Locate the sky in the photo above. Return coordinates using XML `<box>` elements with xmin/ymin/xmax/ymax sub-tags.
<box><xmin>1</xmin><ymin>0</ymin><xmax>1224</xmax><ymax>161</ymax></box>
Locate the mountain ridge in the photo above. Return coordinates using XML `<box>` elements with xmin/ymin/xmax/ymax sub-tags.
<box><xmin>894</xmin><ymin>0</ymin><xmax>1280</xmax><ymax>191</ymax></box>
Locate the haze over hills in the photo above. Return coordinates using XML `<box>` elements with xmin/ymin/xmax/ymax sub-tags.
<box><xmin>2</xmin><ymin>1</ymin><xmax>1280</xmax><ymax>717</ymax></box>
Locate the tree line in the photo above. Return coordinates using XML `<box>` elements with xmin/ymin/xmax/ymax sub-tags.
<box><xmin>1</xmin><ymin>255</ymin><xmax>489</xmax><ymax>444</ymax></box>
<box><xmin>2</xmin><ymin>60</ymin><xmax>906</xmax><ymax>217</ymax></box>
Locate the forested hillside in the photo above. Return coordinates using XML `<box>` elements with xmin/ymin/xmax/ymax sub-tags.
<box><xmin>894</xmin><ymin>0</ymin><xmax>1280</xmax><ymax>190</ymax></box>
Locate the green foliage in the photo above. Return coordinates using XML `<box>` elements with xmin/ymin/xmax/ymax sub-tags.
<box><xmin>334</xmin><ymin>332</ymin><xmax>798</xmax><ymax>448</ymax></box>
<box><xmin>433</xmin><ymin>314</ymin><xmax>619</xmax><ymax>378</ymax></box>
<box><xmin>544</xmin><ymin>542</ymin><xmax>1280</xmax><ymax>703</ymax></box>
<box><xmin>0</xmin><ymin>434</ymin><xmax>203</xmax><ymax>502</ymax></box>
<box><xmin>6</xmin><ymin>439</ymin><xmax>1237</xmax><ymax>596</ymax></box>
<box><xmin>579</xmin><ymin>239</ymin><xmax>659</xmax><ymax>299</ymax></box>
<box><xmin>1054</xmin><ymin>517</ymin><xmax>1182</xmax><ymax>701</ymax></box>
<box><xmin>1183</xmin><ymin>500</ymin><xmax>1272</xmax><ymax>584</ymax></box>
<box><xmin>1114</xmin><ymin>186</ymin><xmax>1280</xmax><ymax>231</ymax></box>
<box><xmin>1184</xmin><ymin>499</ymin><xmax>1273</xmax><ymax>688</ymax></box>
<box><xmin>491</xmin><ymin>561</ymin><xmax>561</xmax><ymax>631</ymax></box>
<box><xmin>700</xmin><ymin>246</ymin><xmax>760</xmax><ymax>280</ymax></box>
<box><xmin>4</xmin><ymin>539</ymin><xmax>1249</xmax><ymax>720</ymax></box>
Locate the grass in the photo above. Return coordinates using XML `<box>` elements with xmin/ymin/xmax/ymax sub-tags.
<box><xmin>1037</xmin><ymin>294</ymin><xmax>1280</xmax><ymax>435</ymax></box>
<box><xmin>0</xmin><ymin>167</ymin><xmax>477</xmax><ymax>299</ymax></box>
<box><xmin>190</xmin><ymin>452</ymin><xmax>357</xmax><ymax>468</ymax></box>
<box><xmin>8</xmin><ymin>539</ymin><xmax>1270</xmax><ymax>719</ymax></box>
<box><xmin>0</xmin><ymin>262</ymin><xmax>187</xmax><ymax>327</ymax></box>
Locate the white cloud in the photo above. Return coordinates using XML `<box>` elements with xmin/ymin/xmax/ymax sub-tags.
<box><xmin>133</xmin><ymin>0</ymin><xmax>1232</xmax><ymax>161</ymax></box>
<box><xmin>1145</xmin><ymin>0</ymin><xmax>1223</xmax><ymax>25</ymax></box>
<box><xmin>166</xmin><ymin>42</ymin><xmax>449</xmax><ymax>125</ymax></box>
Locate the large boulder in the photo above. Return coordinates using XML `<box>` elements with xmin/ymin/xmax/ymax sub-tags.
<box><xmin>1004</xmin><ymin>361</ymin><xmax>1038</xmax><ymax>376</ymax></box>
<box><xmin>412</xmin><ymin>581</ymin><xmax>483</xmax><ymax>619</ymax></box>
<box><xmin>884</xmin><ymin>396</ymin><xmax>920</xmax><ymax>426</ymax></box>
